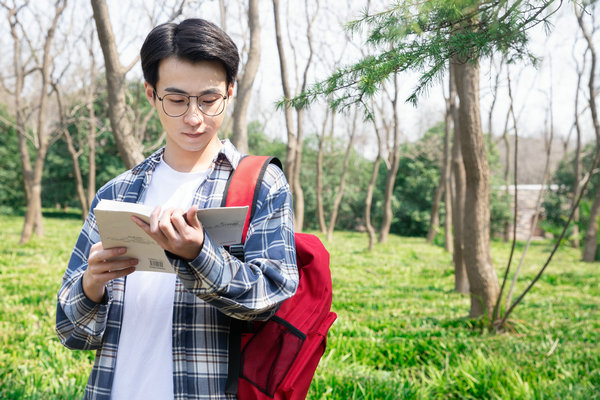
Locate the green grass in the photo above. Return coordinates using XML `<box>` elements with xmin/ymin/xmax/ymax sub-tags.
<box><xmin>309</xmin><ymin>233</ymin><xmax>600</xmax><ymax>399</ymax></box>
<box><xmin>0</xmin><ymin>214</ymin><xmax>599</xmax><ymax>399</ymax></box>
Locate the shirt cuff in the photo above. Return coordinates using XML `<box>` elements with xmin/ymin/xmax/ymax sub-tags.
<box><xmin>79</xmin><ymin>277</ymin><xmax>109</xmax><ymax>306</ymax></box>
<box><xmin>168</xmin><ymin>233</ymin><xmax>229</xmax><ymax>293</ymax></box>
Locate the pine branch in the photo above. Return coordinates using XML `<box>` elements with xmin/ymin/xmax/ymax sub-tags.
<box><xmin>284</xmin><ymin>0</ymin><xmax>562</xmax><ymax>110</ymax></box>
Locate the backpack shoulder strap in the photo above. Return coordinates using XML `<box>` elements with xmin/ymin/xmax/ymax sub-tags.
<box><xmin>222</xmin><ymin>154</ymin><xmax>283</xmax><ymax>396</ymax></box>
<box><xmin>221</xmin><ymin>155</ymin><xmax>283</xmax><ymax>243</ymax></box>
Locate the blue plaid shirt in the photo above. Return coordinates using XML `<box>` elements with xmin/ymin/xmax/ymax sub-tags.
<box><xmin>56</xmin><ymin>140</ymin><xmax>298</xmax><ymax>399</ymax></box>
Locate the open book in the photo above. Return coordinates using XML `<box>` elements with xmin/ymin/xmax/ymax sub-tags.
<box><xmin>94</xmin><ymin>199</ymin><xmax>248</xmax><ymax>273</ymax></box>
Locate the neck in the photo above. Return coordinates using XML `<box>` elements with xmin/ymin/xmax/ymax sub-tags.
<box><xmin>163</xmin><ymin>139</ymin><xmax>222</xmax><ymax>172</ymax></box>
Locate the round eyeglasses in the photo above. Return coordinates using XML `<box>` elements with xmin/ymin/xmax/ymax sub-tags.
<box><xmin>154</xmin><ymin>90</ymin><xmax>228</xmax><ymax>117</ymax></box>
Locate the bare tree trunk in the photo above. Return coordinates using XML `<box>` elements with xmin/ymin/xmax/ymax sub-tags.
<box><xmin>231</xmin><ymin>0</ymin><xmax>260</xmax><ymax>153</ymax></box>
<box><xmin>87</xmin><ymin>85</ymin><xmax>97</xmax><ymax>210</ymax></box>
<box><xmin>273</xmin><ymin>0</ymin><xmax>296</xmax><ymax>176</ymax></box>
<box><xmin>426</xmin><ymin>175</ymin><xmax>444</xmax><ymax>243</ymax></box>
<box><xmin>365</xmin><ymin>155</ymin><xmax>381</xmax><ymax>252</ymax></box>
<box><xmin>454</xmin><ymin>59</ymin><xmax>499</xmax><ymax>318</ymax></box>
<box><xmin>576</xmin><ymin>8</ymin><xmax>600</xmax><ymax>261</ymax></box>
<box><xmin>91</xmin><ymin>0</ymin><xmax>144</xmax><ymax>168</ymax></box>
<box><xmin>219</xmin><ymin>0</ymin><xmax>226</xmax><ymax>30</ymax></box>
<box><xmin>327</xmin><ymin>110</ymin><xmax>357</xmax><ymax>241</ymax></box>
<box><xmin>5</xmin><ymin>4</ymin><xmax>34</xmax><ymax>243</ymax></box>
<box><xmin>294</xmin><ymin>108</ymin><xmax>306</xmax><ymax>230</ymax></box>
<box><xmin>272</xmin><ymin>0</ymin><xmax>317</xmax><ymax>231</ymax></box>
<box><xmin>565</xmin><ymin>37</ymin><xmax>585</xmax><ymax>249</ymax></box>
<box><xmin>316</xmin><ymin>108</ymin><xmax>330</xmax><ymax>234</ymax></box>
<box><xmin>505</xmin><ymin>70</ymin><xmax>554</xmax><ymax>309</ymax></box>
<box><xmin>3</xmin><ymin>1</ymin><xmax>68</xmax><ymax>244</ymax></box>
<box><xmin>450</xmin><ymin>62</ymin><xmax>468</xmax><ymax>294</ymax></box>
<box><xmin>570</xmin><ymin>43</ymin><xmax>584</xmax><ymax>248</ymax></box>
<box><xmin>443</xmin><ymin>85</ymin><xmax>454</xmax><ymax>252</ymax></box>
<box><xmin>378</xmin><ymin>75</ymin><xmax>402</xmax><ymax>243</ymax></box>
<box><xmin>427</xmin><ymin>92</ymin><xmax>453</xmax><ymax>243</ymax></box>
<box><xmin>272</xmin><ymin>0</ymin><xmax>299</xmax><ymax>224</ymax></box>
<box><xmin>501</xmin><ymin>107</ymin><xmax>511</xmax><ymax>242</ymax></box>
<box><xmin>487</xmin><ymin>59</ymin><xmax>503</xmax><ymax>148</ymax></box>
<box><xmin>366</xmin><ymin>109</ymin><xmax>384</xmax><ymax>252</ymax></box>
<box><xmin>54</xmin><ymin>83</ymin><xmax>90</xmax><ymax>218</ymax></box>
<box><xmin>444</xmin><ymin>163</ymin><xmax>453</xmax><ymax>252</ymax></box>
<box><xmin>64</xmin><ymin>128</ymin><xmax>89</xmax><ymax>217</ymax></box>
<box><xmin>572</xmin><ymin>93</ymin><xmax>582</xmax><ymax>249</ymax></box>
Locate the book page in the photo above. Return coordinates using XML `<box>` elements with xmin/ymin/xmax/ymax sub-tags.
<box><xmin>94</xmin><ymin>200</ymin><xmax>248</xmax><ymax>273</ymax></box>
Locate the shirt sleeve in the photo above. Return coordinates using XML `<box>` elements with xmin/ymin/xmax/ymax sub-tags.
<box><xmin>55</xmin><ymin>194</ymin><xmax>112</xmax><ymax>350</ymax></box>
<box><xmin>168</xmin><ymin>163</ymin><xmax>299</xmax><ymax>321</ymax></box>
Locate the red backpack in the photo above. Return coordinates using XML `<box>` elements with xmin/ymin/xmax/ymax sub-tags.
<box><xmin>223</xmin><ymin>155</ymin><xmax>337</xmax><ymax>399</ymax></box>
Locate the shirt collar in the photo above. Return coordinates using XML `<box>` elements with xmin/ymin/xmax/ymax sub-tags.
<box><xmin>130</xmin><ymin>139</ymin><xmax>245</xmax><ymax>175</ymax></box>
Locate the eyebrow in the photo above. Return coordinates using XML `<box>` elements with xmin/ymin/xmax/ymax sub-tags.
<box><xmin>163</xmin><ymin>86</ymin><xmax>225</xmax><ymax>96</ymax></box>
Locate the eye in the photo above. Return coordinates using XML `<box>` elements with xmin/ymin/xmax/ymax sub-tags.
<box><xmin>200</xmin><ymin>94</ymin><xmax>222</xmax><ymax>105</ymax></box>
<box><xmin>165</xmin><ymin>94</ymin><xmax>188</xmax><ymax>104</ymax></box>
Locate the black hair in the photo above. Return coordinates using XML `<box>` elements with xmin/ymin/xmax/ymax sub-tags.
<box><xmin>140</xmin><ymin>18</ymin><xmax>239</xmax><ymax>90</ymax></box>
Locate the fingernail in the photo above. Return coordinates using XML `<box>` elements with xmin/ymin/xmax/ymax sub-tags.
<box><xmin>130</xmin><ymin>259</ymin><xmax>138</xmax><ymax>266</ymax></box>
<box><xmin>119</xmin><ymin>248</ymin><xmax>127</xmax><ymax>254</ymax></box>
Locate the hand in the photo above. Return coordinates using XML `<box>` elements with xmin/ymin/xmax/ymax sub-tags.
<box><xmin>132</xmin><ymin>205</ymin><xmax>205</xmax><ymax>261</ymax></box>
<box><xmin>83</xmin><ymin>242</ymin><xmax>137</xmax><ymax>303</ymax></box>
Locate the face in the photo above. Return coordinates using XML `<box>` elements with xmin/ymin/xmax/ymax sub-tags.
<box><xmin>145</xmin><ymin>57</ymin><xmax>233</xmax><ymax>171</ymax></box>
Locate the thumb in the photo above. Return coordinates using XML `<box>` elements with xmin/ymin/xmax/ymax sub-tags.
<box><xmin>186</xmin><ymin>205</ymin><xmax>202</xmax><ymax>229</ymax></box>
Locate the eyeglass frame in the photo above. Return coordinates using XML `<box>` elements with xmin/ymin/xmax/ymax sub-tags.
<box><xmin>153</xmin><ymin>89</ymin><xmax>229</xmax><ymax>118</ymax></box>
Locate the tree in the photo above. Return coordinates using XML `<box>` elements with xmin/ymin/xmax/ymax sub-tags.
<box><xmin>272</xmin><ymin>0</ymin><xmax>319</xmax><ymax>230</ymax></box>
<box><xmin>426</xmin><ymin>68</ymin><xmax>453</xmax><ymax>247</ymax></box>
<box><xmin>315</xmin><ymin>105</ymin><xmax>331</xmax><ymax>234</ymax></box>
<box><xmin>1</xmin><ymin>0</ymin><xmax>68</xmax><ymax>244</ymax></box>
<box><xmin>230</xmin><ymin>0</ymin><xmax>260</xmax><ymax>153</ymax></box>
<box><xmin>504</xmin><ymin>68</ymin><xmax>555</xmax><ymax>309</ymax></box>
<box><xmin>90</xmin><ymin>0</ymin><xmax>185</xmax><ymax>169</ymax></box>
<box><xmin>450</xmin><ymin>61</ymin><xmax>468</xmax><ymax>294</ymax></box>
<box><xmin>378</xmin><ymin>75</ymin><xmax>403</xmax><ymax>244</ymax></box>
<box><xmin>365</xmin><ymin>99</ymin><xmax>384</xmax><ymax>251</ymax></box>
<box><xmin>570</xmin><ymin>34</ymin><xmax>586</xmax><ymax>249</ymax></box>
<box><xmin>285</xmin><ymin>0</ymin><xmax>559</xmax><ymax>319</ymax></box>
<box><xmin>326</xmin><ymin>108</ymin><xmax>358</xmax><ymax>241</ymax></box>
<box><xmin>576</xmin><ymin>3</ymin><xmax>600</xmax><ymax>262</ymax></box>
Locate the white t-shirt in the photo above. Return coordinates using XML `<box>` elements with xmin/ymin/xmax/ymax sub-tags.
<box><xmin>111</xmin><ymin>158</ymin><xmax>209</xmax><ymax>400</ymax></box>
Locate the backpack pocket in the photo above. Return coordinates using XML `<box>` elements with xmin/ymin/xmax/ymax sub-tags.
<box><xmin>240</xmin><ymin>316</ymin><xmax>306</xmax><ymax>397</ymax></box>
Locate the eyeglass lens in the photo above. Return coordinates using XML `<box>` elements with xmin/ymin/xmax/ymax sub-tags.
<box><xmin>161</xmin><ymin>93</ymin><xmax>226</xmax><ymax>117</ymax></box>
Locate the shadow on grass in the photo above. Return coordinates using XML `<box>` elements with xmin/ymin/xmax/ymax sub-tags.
<box><xmin>0</xmin><ymin>208</ymin><xmax>83</xmax><ymax>220</ymax></box>
<box><xmin>42</xmin><ymin>209</ymin><xmax>83</xmax><ymax>220</ymax></box>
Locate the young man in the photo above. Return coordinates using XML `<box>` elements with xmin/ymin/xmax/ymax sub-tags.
<box><xmin>56</xmin><ymin>18</ymin><xmax>298</xmax><ymax>400</ymax></box>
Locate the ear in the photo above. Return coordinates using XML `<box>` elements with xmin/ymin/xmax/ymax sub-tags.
<box><xmin>227</xmin><ymin>83</ymin><xmax>235</xmax><ymax>99</ymax></box>
<box><xmin>144</xmin><ymin>82</ymin><xmax>156</xmax><ymax>107</ymax></box>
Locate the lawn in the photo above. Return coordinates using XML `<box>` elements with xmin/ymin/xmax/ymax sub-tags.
<box><xmin>0</xmin><ymin>213</ymin><xmax>598</xmax><ymax>399</ymax></box>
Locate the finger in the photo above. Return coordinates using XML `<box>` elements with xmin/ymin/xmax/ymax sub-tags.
<box><xmin>132</xmin><ymin>215</ymin><xmax>160</xmax><ymax>244</ymax></box>
<box><xmin>131</xmin><ymin>215</ymin><xmax>150</xmax><ymax>231</ymax></box>
<box><xmin>101</xmin><ymin>266</ymin><xmax>137</xmax><ymax>282</ymax></box>
<box><xmin>89</xmin><ymin>246</ymin><xmax>127</xmax><ymax>264</ymax></box>
<box><xmin>186</xmin><ymin>205</ymin><xmax>202</xmax><ymax>229</ymax></box>
<box><xmin>150</xmin><ymin>206</ymin><xmax>162</xmax><ymax>233</ymax></box>
<box><xmin>171</xmin><ymin>208</ymin><xmax>193</xmax><ymax>233</ymax></box>
<box><xmin>89</xmin><ymin>242</ymin><xmax>106</xmax><ymax>261</ymax></box>
<box><xmin>159</xmin><ymin>208</ymin><xmax>181</xmax><ymax>238</ymax></box>
<box><xmin>90</xmin><ymin>257</ymin><xmax>138</xmax><ymax>274</ymax></box>
<box><xmin>90</xmin><ymin>242</ymin><xmax>104</xmax><ymax>252</ymax></box>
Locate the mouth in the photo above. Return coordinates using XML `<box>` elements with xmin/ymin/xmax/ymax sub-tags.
<box><xmin>183</xmin><ymin>131</ymin><xmax>204</xmax><ymax>138</ymax></box>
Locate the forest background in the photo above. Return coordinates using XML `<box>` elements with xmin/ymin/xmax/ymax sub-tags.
<box><xmin>0</xmin><ymin>0</ymin><xmax>599</xmax><ymax>398</ymax></box>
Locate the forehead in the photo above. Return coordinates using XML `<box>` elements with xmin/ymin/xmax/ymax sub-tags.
<box><xmin>156</xmin><ymin>57</ymin><xmax>227</xmax><ymax>92</ymax></box>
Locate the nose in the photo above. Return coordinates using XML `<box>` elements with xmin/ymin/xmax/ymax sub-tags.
<box><xmin>183</xmin><ymin>97</ymin><xmax>204</xmax><ymax>125</ymax></box>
